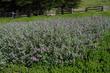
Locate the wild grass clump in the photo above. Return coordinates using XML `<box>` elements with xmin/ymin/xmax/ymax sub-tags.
<box><xmin>0</xmin><ymin>16</ymin><xmax>110</xmax><ymax>69</ymax></box>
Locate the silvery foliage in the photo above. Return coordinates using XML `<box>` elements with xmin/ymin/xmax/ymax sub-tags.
<box><xmin>0</xmin><ymin>16</ymin><xmax>110</xmax><ymax>65</ymax></box>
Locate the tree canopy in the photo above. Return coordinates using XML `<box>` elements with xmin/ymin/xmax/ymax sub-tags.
<box><xmin>0</xmin><ymin>0</ymin><xmax>81</xmax><ymax>16</ymax></box>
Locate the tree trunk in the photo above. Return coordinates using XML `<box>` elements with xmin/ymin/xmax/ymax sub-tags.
<box><xmin>61</xmin><ymin>4</ymin><xmax>65</xmax><ymax>15</ymax></box>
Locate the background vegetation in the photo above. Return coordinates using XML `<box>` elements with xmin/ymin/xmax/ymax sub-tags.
<box><xmin>0</xmin><ymin>0</ymin><xmax>81</xmax><ymax>16</ymax></box>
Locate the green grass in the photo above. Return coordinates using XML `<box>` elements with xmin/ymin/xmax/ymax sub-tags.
<box><xmin>80</xmin><ymin>0</ymin><xmax>110</xmax><ymax>7</ymax></box>
<box><xmin>2</xmin><ymin>48</ymin><xmax>110</xmax><ymax>73</ymax></box>
<box><xmin>98</xmin><ymin>31</ymin><xmax>110</xmax><ymax>49</ymax></box>
<box><xmin>0</xmin><ymin>11</ymin><xmax>110</xmax><ymax>24</ymax></box>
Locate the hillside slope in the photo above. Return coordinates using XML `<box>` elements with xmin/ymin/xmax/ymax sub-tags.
<box><xmin>79</xmin><ymin>0</ymin><xmax>110</xmax><ymax>7</ymax></box>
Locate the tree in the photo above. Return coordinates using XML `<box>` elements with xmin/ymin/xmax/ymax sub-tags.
<box><xmin>32</xmin><ymin>0</ymin><xmax>56</xmax><ymax>15</ymax></box>
<box><xmin>16</xmin><ymin>0</ymin><xmax>32</xmax><ymax>7</ymax></box>
<box><xmin>0</xmin><ymin>0</ymin><xmax>81</xmax><ymax>16</ymax></box>
<box><xmin>16</xmin><ymin>0</ymin><xmax>33</xmax><ymax>16</ymax></box>
<box><xmin>55</xmin><ymin>0</ymin><xmax>81</xmax><ymax>14</ymax></box>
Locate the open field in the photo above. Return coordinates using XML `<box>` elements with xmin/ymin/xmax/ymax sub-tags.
<box><xmin>0</xmin><ymin>13</ymin><xmax>110</xmax><ymax>72</ymax></box>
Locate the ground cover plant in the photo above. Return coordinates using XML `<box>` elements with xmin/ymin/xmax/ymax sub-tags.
<box><xmin>0</xmin><ymin>15</ymin><xmax>110</xmax><ymax>73</ymax></box>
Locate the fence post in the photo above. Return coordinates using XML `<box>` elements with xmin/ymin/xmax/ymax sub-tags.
<box><xmin>12</xmin><ymin>11</ymin><xmax>16</xmax><ymax>18</ymax></box>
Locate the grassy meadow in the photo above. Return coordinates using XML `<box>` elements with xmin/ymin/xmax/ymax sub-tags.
<box><xmin>80</xmin><ymin>0</ymin><xmax>110</xmax><ymax>7</ymax></box>
<box><xmin>0</xmin><ymin>11</ymin><xmax>110</xmax><ymax>73</ymax></box>
<box><xmin>0</xmin><ymin>11</ymin><xmax>110</xmax><ymax>24</ymax></box>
